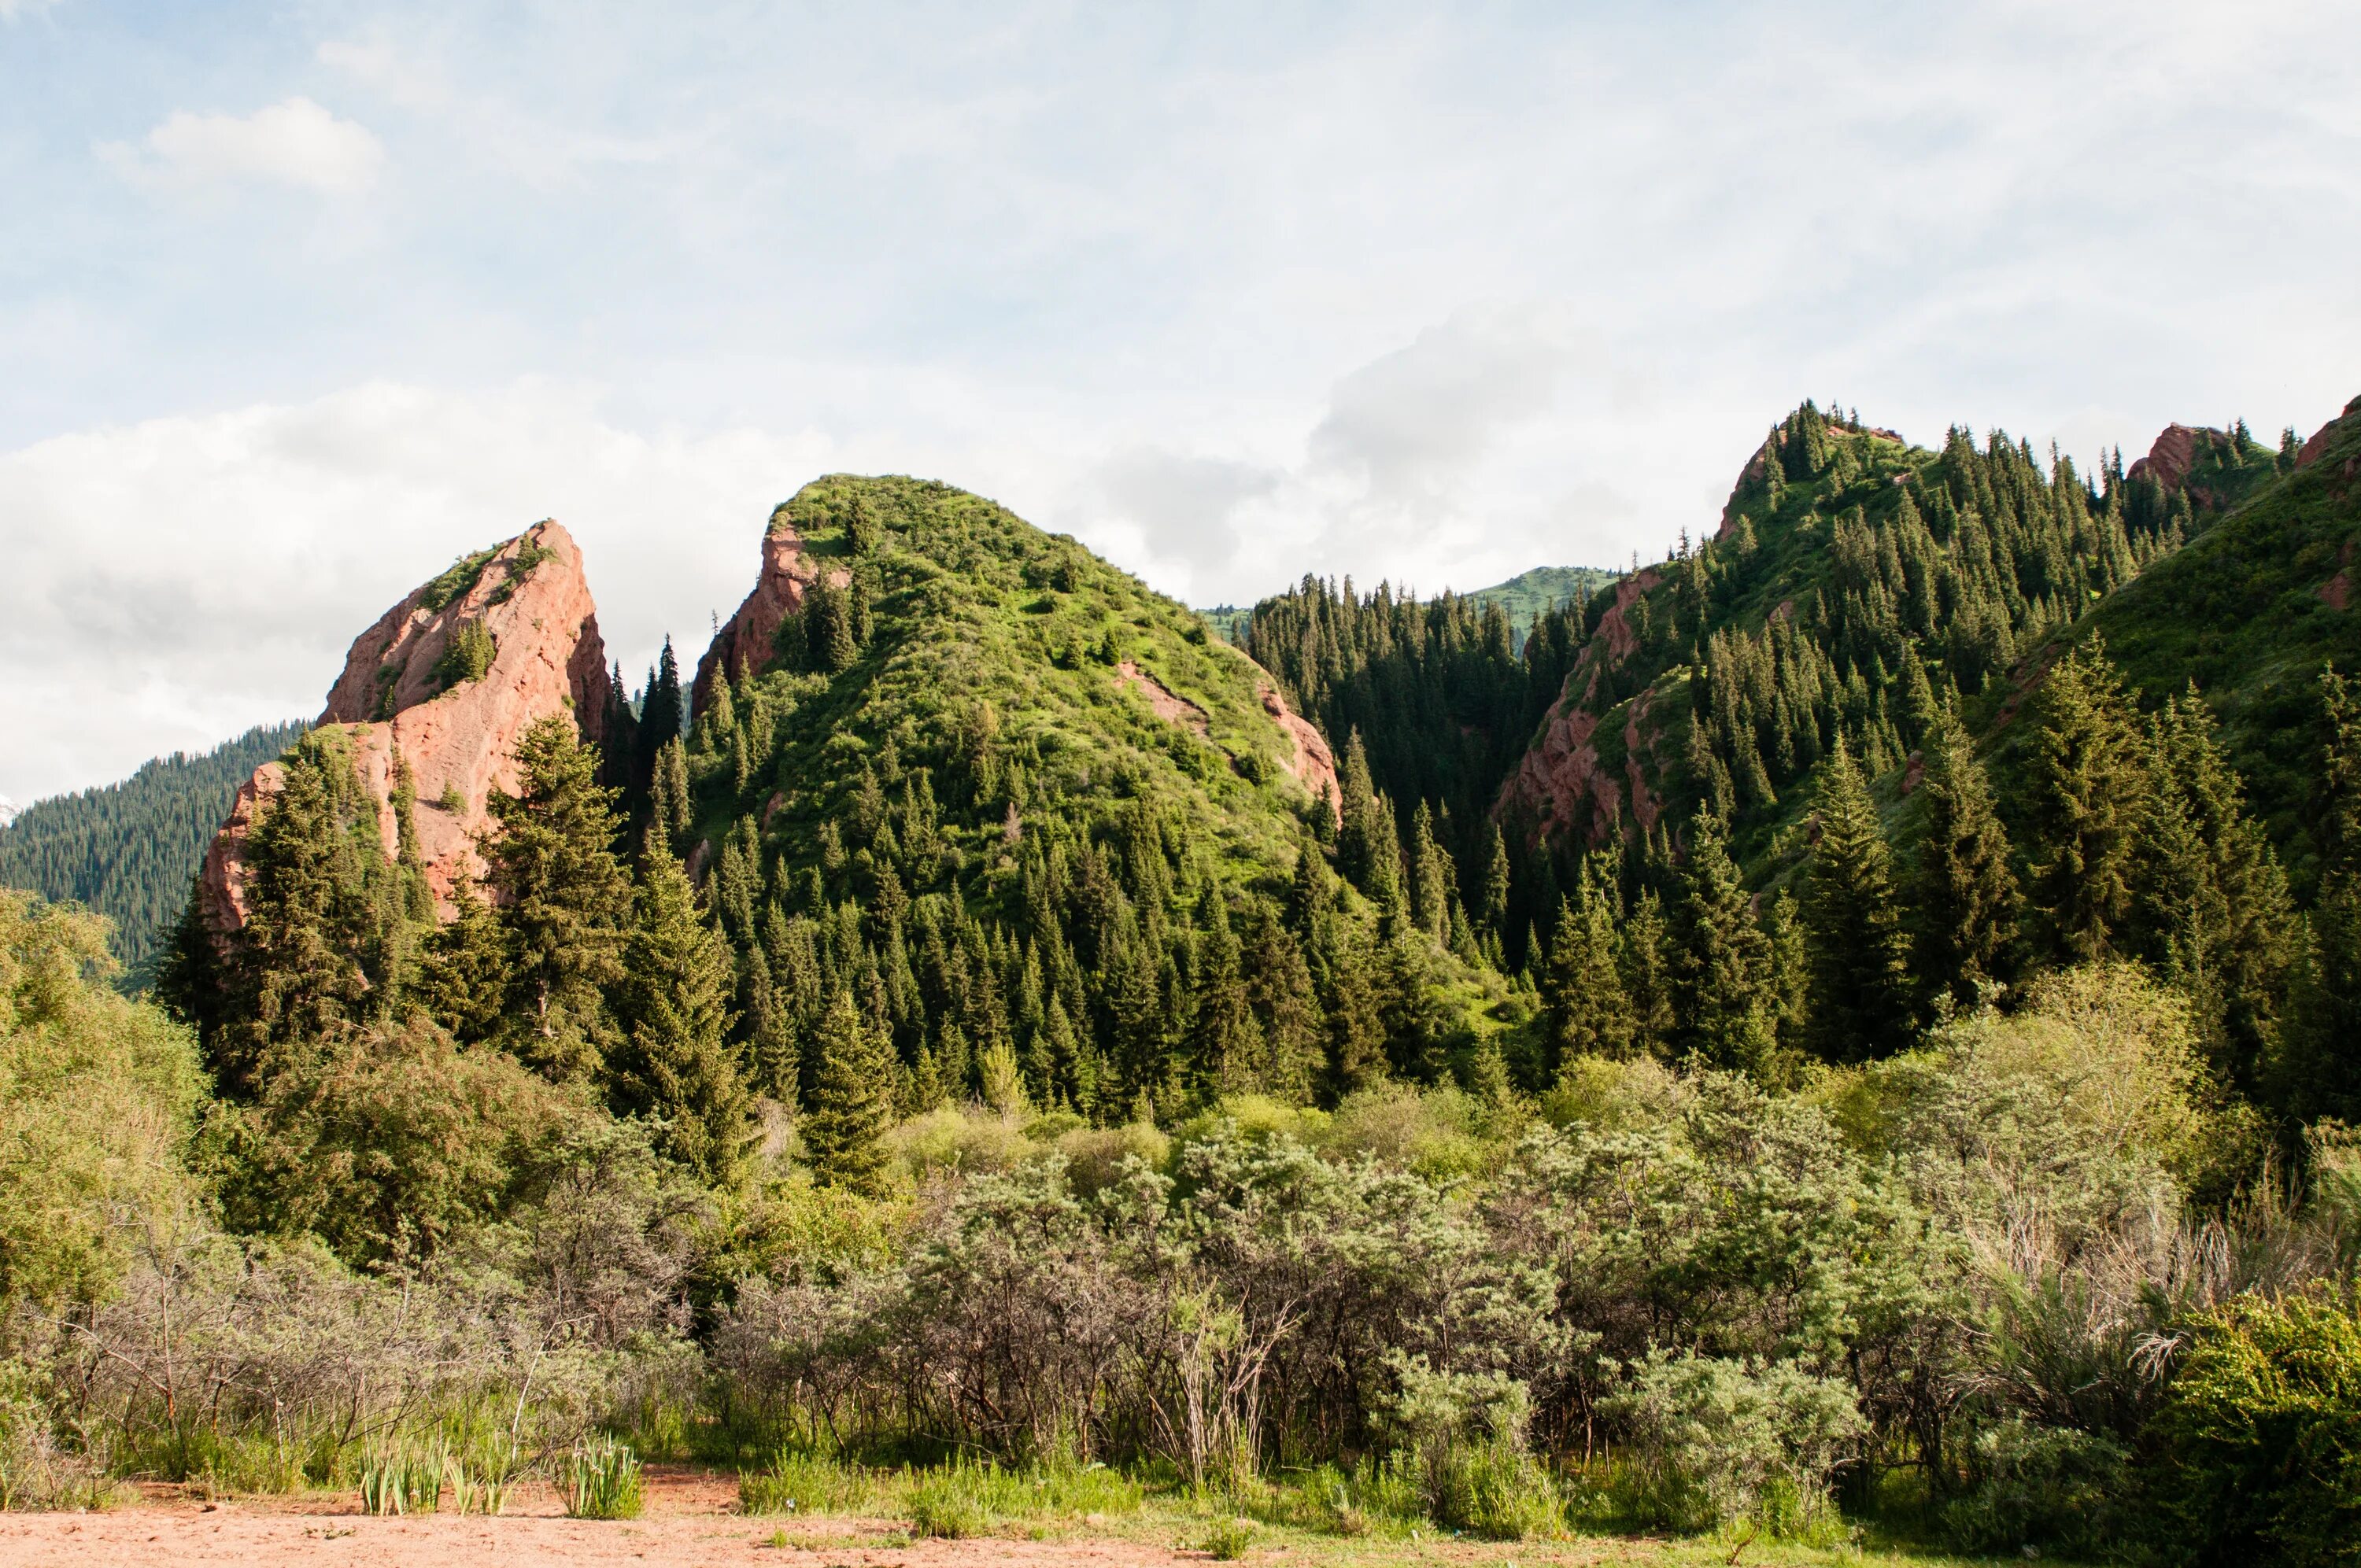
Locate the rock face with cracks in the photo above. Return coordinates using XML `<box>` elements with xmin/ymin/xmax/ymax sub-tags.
<box><xmin>198</xmin><ymin>521</ymin><xmax>612</xmax><ymax>931</ymax></box>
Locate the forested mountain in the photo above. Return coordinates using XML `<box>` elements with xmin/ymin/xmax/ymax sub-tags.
<box><xmin>31</xmin><ymin>397</ymin><xmax>2361</xmax><ymax>1562</ymax></box>
<box><xmin>0</xmin><ymin>721</ymin><xmax>305</xmax><ymax>980</ymax></box>
<box><xmin>1199</xmin><ymin>563</ymin><xmax>1615</xmax><ymax>648</ymax></box>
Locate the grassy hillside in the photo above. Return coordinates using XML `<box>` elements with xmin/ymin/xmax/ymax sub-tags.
<box><xmin>0</xmin><ymin>721</ymin><xmax>307</xmax><ymax>982</ymax></box>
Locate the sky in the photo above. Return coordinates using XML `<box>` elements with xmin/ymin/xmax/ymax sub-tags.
<box><xmin>3</xmin><ymin>1</ymin><xmax>2358</xmax><ymax>805</ymax></box>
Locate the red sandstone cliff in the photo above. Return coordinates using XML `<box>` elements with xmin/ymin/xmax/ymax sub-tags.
<box><xmin>691</xmin><ymin>511</ymin><xmax>847</xmax><ymax>720</ymax></box>
<box><xmin>198</xmin><ymin>521</ymin><xmax>612</xmax><ymax>931</ymax></box>
<box><xmin>1497</xmin><ymin>567</ymin><xmax>1661</xmax><ymax>844</ymax></box>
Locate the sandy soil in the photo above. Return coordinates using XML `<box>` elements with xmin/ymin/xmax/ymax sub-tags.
<box><xmin>0</xmin><ymin>1468</ymin><xmax>1204</xmax><ymax>1568</ymax></box>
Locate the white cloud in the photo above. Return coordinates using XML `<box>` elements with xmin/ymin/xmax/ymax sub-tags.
<box><xmin>0</xmin><ymin>382</ymin><xmax>839</xmax><ymax>801</ymax></box>
<box><xmin>98</xmin><ymin>98</ymin><xmax>384</xmax><ymax>194</ymax></box>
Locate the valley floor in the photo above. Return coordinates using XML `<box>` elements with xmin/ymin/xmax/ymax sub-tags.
<box><xmin>0</xmin><ymin>1467</ymin><xmax>2012</xmax><ymax>1568</ymax></box>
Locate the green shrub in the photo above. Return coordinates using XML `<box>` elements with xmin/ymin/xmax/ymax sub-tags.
<box><xmin>1604</xmin><ymin>1349</ymin><xmax>1863</xmax><ymax>1538</ymax></box>
<box><xmin>0</xmin><ymin>1385</ymin><xmax>117</xmax><ymax>1512</ymax></box>
<box><xmin>907</xmin><ymin>1474</ymin><xmax>991</xmax><ymax>1538</ymax></box>
<box><xmin>432</xmin><ymin>622</ymin><xmax>497</xmax><ymax>690</ymax></box>
<box><xmin>1940</xmin><ymin>1418</ymin><xmax>2130</xmax><ymax>1559</ymax></box>
<box><xmin>1192</xmin><ymin>1515</ymin><xmax>1257</xmax><ymax>1559</ymax></box>
<box><xmin>1380</xmin><ymin>1359</ymin><xmax>1561</xmax><ymax>1540</ymax></box>
<box><xmin>740</xmin><ymin>1449</ymin><xmax>878</xmax><ymax>1516</ymax></box>
<box><xmin>562</xmin><ymin>1437</ymin><xmax>643</xmax><ymax>1520</ymax></box>
<box><xmin>2153</xmin><ymin>1289</ymin><xmax>2361</xmax><ymax>1565</ymax></box>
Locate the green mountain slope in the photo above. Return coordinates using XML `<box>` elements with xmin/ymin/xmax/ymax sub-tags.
<box><xmin>2068</xmin><ymin>396</ymin><xmax>2361</xmax><ymax>884</ymax></box>
<box><xmin>1489</xmin><ymin>402</ymin><xmax>2294</xmax><ymax>873</ymax></box>
<box><xmin>0</xmin><ymin>721</ymin><xmax>308</xmax><ymax>980</ymax></box>
<box><xmin>678</xmin><ymin>476</ymin><xmax>1521</xmax><ymax>1117</ymax></box>
<box><xmin>1461</xmin><ymin>564</ymin><xmax>1620</xmax><ymax>626</ymax></box>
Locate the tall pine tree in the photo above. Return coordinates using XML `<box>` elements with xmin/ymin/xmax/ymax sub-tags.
<box><xmin>1801</xmin><ymin>740</ymin><xmax>1914</xmax><ymax>1061</ymax></box>
<box><xmin>611</xmin><ymin>834</ymin><xmax>752</xmax><ymax>1183</ymax></box>
<box><xmin>802</xmin><ymin>987</ymin><xmax>893</xmax><ymax>1193</ymax></box>
<box><xmin>485</xmin><ymin>716</ymin><xmax>634</xmax><ymax>1081</ymax></box>
<box><xmin>1908</xmin><ymin>703</ymin><xmax>2018</xmax><ymax>1009</ymax></box>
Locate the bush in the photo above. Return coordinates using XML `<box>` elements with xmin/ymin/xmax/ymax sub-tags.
<box><xmin>0</xmin><ymin>892</ymin><xmax>206</xmax><ymax>1308</ymax></box>
<box><xmin>1381</xmin><ymin>1358</ymin><xmax>1561</xmax><ymax>1540</ymax></box>
<box><xmin>1192</xmin><ymin>1515</ymin><xmax>1257</xmax><ymax>1559</ymax></box>
<box><xmin>1940</xmin><ymin>1417</ymin><xmax>2130</xmax><ymax>1559</ymax></box>
<box><xmin>562</xmin><ymin>1436</ymin><xmax>643</xmax><ymax>1519</ymax></box>
<box><xmin>433</xmin><ymin>622</ymin><xmax>497</xmax><ymax>688</ymax></box>
<box><xmin>0</xmin><ymin>1380</ymin><xmax>116</xmax><ymax>1511</ymax></box>
<box><xmin>1605</xmin><ymin>1349</ymin><xmax>1863</xmax><ymax>1537</ymax></box>
<box><xmin>2153</xmin><ymin>1289</ymin><xmax>2361</xmax><ymax>1565</ymax></box>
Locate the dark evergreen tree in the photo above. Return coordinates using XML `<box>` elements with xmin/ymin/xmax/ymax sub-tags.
<box><xmin>484</xmin><ymin>715</ymin><xmax>633</xmax><ymax>1081</ymax></box>
<box><xmin>611</xmin><ymin>834</ymin><xmax>752</xmax><ymax>1183</ymax></box>
<box><xmin>802</xmin><ymin>988</ymin><xmax>893</xmax><ymax>1192</ymax></box>
<box><xmin>2024</xmin><ymin>642</ymin><xmax>2146</xmax><ymax>965</ymax></box>
<box><xmin>1908</xmin><ymin>703</ymin><xmax>2018</xmax><ymax>1008</ymax></box>
<box><xmin>2281</xmin><ymin>668</ymin><xmax>2361</xmax><ymax>1121</ymax></box>
<box><xmin>1672</xmin><ymin>813</ymin><xmax>1779</xmax><ymax>1076</ymax></box>
<box><xmin>1801</xmin><ymin>740</ymin><xmax>1914</xmax><ymax>1061</ymax></box>
<box><xmin>1542</xmin><ymin>879</ymin><xmax>1633</xmax><ymax>1070</ymax></box>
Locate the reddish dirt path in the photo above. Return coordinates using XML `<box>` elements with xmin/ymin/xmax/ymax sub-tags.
<box><xmin>0</xmin><ymin>1470</ymin><xmax>1201</xmax><ymax>1568</ymax></box>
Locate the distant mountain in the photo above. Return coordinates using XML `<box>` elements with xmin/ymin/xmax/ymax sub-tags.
<box><xmin>0</xmin><ymin>722</ymin><xmax>307</xmax><ymax>983</ymax></box>
<box><xmin>1461</xmin><ymin>565</ymin><xmax>1620</xmax><ymax>627</ymax></box>
<box><xmin>1199</xmin><ymin>564</ymin><xmax>1616</xmax><ymax>648</ymax></box>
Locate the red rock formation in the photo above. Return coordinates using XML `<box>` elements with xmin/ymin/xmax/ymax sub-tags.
<box><xmin>194</xmin><ymin>762</ymin><xmax>284</xmax><ymax>937</ymax></box>
<box><xmin>199</xmin><ymin>521</ymin><xmax>612</xmax><ymax>932</ymax></box>
<box><xmin>1114</xmin><ymin>660</ymin><xmax>1211</xmax><ymax>737</ymax></box>
<box><xmin>691</xmin><ymin>511</ymin><xmax>848</xmax><ymax>719</ymax></box>
<box><xmin>2126</xmin><ymin>423</ymin><xmax>2200</xmax><ymax>493</ymax></box>
<box><xmin>1258</xmin><ymin>682</ymin><xmax>1339</xmax><ymax>822</ymax></box>
<box><xmin>1497</xmin><ymin>568</ymin><xmax>1661</xmax><ymax>845</ymax></box>
<box><xmin>2296</xmin><ymin>394</ymin><xmax>2361</xmax><ymax>470</ymax></box>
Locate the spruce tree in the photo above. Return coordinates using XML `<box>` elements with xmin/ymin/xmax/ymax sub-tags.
<box><xmin>1908</xmin><ymin>703</ymin><xmax>2018</xmax><ymax>1008</ymax></box>
<box><xmin>1543</xmin><ymin>883</ymin><xmax>1634</xmax><ymax>1069</ymax></box>
<box><xmin>611</xmin><ymin>834</ymin><xmax>752</xmax><ymax>1184</ymax></box>
<box><xmin>1336</xmin><ymin>732</ymin><xmax>1399</xmax><ymax>909</ymax></box>
<box><xmin>1619</xmin><ymin>887</ymin><xmax>1676</xmax><ymax>1060</ymax></box>
<box><xmin>485</xmin><ymin>715</ymin><xmax>634</xmax><ymax>1081</ymax></box>
<box><xmin>417</xmin><ymin>877</ymin><xmax>508</xmax><ymax>1043</ymax></box>
<box><xmin>1672</xmin><ymin>813</ymin><xmax>1779</xmax><ymax>1076</ymax></box>
<box><xmin>1801</xmin><ymin>740</ymin><xmax>1914</xmax><ymax>1061</ymax></box>
<box><xmin>2024</xmin><ymin>641</ymin><xmax>2145</xmax><ymax>965</ymax></box>
<box><xmin>802</xmin><ymin>988</ymin><xmax>892</xmax><ymax>1193</ymax></box>
<box><xmin>2281</xmin><ymin>668</ymin><xmax>2361</xmax><ymax>1120</ymax></box>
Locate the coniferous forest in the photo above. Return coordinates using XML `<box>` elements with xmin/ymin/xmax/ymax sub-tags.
<box><xmin>6</xmin><ymin>399</ymin><xmax>2361</xmax><ymax>1563</ymax></box>
<box><xmin>0</xmin><ymin>721</ymin><xmax>305</xmax><ymax>982</ymax></box>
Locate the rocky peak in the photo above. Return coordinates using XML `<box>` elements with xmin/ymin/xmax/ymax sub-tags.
<box><xmin>2126</xmin><ymin>423</ymin><xmax>2204</xmax><ymax>492</ymax></box>
<box><xmin>691</xmin><ymin>509</ymin><xmax>848</xmax><ymax>721</ymax></box>
<box><xmin>198</xmin><ymin>521</ymin><xmax>612</xmax><ymax>930</ymax></box>
<box><xmin>2296</xmin><ymin>393</ymin><xmax>2361</xmax><ymax>470</ymax></box>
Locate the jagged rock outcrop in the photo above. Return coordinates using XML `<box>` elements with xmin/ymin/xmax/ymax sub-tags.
<box><xmin>198</xmin><ymin>521</ymin><xmax>611</xmax><ymax>930</ymax></box>
<box><xmin>2296</xmin><ymin>394</ymin><xmax>2361</xmax><ymax>470</ymax></box>
<box><xmin>691</xmin><ymin>509</ymin><xmax>848</xmax><ymax>719</ymax></box>
<box><xmin>2126</xmin><ymin>423</ymin><xmax>2200</xmax><ymax>493</ymax></box>
<box><xmin>1497</xmin><ymin>568</ymin><xmax>1660</xmax><ymax>843</ymax></box>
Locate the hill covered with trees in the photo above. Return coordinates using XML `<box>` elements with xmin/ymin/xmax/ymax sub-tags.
<box><xmin>0</xmin><ymin>721</ymin><xmax>305</xmax><ymax>981</ymax></box>
<box><xmin>9</xmin><ymin>401</ymin><xmax>2361</xmax><ymax>1564</ymax></box>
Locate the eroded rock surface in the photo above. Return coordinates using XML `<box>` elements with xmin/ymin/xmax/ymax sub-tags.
<box><xmin>198</xmin><ymin>522</ymin><xmax>611</xmax><ymax>930</ymax></box>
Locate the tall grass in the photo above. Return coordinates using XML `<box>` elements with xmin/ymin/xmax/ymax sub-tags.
<box><xmin>562</xmin><ymin>1437</ymin><xmax>644</xmax><ymax>1520</ymax></box>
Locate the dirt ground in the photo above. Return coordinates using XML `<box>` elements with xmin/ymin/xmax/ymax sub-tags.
<box><xmin>0</xmin><ymin>1465</ymin><xmax>1949</xmax><ymax>1568</ymax></box>
<box><xmin>0</xmin><ymin>1468</ymin><xmax>1158</xmax><ymax>1568</ymax></box>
